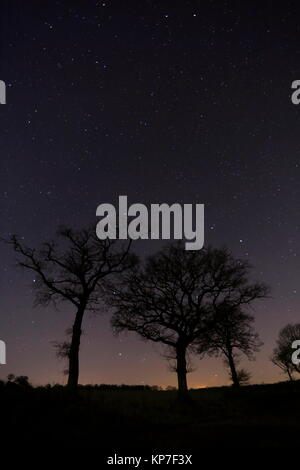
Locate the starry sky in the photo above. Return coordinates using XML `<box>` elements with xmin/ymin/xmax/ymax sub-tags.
<box><xmin>1</xmin><ymin>0</ymin><xmax>300</xmax><ymax>388</ymax></box>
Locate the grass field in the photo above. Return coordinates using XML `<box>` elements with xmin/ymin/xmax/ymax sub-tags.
<box><xmin>1</xmin><ymin>380</ymin><xmax>299</xmax><ymax>462</ymax></box>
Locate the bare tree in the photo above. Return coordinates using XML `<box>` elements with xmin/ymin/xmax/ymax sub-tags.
<box><xmin>8</xmin><ymin>226</ymin><xmax>137</xmax><ymax>391</ymax></box>
<box><xmin>271</xmin><ymin>323</ymin><xmax>300</xmax><ymax>381</ymax></box>
<box><xmin>197</xmin><ymin>305</ymin><xmax>262</xmax><ymax>387</ymax></box>
<box><xmin>107</xmin><ymin>243</ymin><xmax>268</xmax><ymax>399</ymax></box>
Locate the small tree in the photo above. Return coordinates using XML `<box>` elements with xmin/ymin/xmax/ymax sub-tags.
<box><xmin>6</xmin><ymin>374</ymin><xmax>32</xmax><ymax>388</ymax></box>
<box><xmin>271</xmin><ymin>323</ymin><xmax>300</xmax><ymax>381</ymax></box>
<box><xmin>9</xmin><ymin>226</ymin><xmax>136</xmax><ymax>391</ymax></box>
<box><xmin>236</xmin><ymin>368</ymin><xmax>251</xmax><ymax>385</ymax></box>
<box><xmin>107</xmin><ymin>243</ymin><xmax>268</xmax><ymax>399</ymax></box>
<box><xmin>197</xmin><ymin>305</ymin><xmax>262</xmax><ymax>387</ymax></box>
<box><xmin>13</xmin><ymin>375</ymin><xmax>32</xmax><ymax>388</ymax></box>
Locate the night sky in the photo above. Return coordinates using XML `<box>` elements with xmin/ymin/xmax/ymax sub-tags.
<box><xmin>1</xmin><ymin>1</ymin><xmax>300</xmax><ymax>388</ymax></box>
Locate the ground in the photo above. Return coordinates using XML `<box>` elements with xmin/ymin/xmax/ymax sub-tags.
<box><xmin>1</xmin><ymin>380</ymin><xmax>299</xmax><ymax>463</ymax></box>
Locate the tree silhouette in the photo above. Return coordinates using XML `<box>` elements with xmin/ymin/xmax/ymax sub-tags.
<box><xmin>107</xmin><ymin>242</ymin><xmax>268</xmax><ymax>399</ymax></box>
<box><xmin>197</xmin><ymin>305</ymin><xmax>263</xmax><ymax>387</ymax></box>
<box><xmin>271</xmin><ymin>323</ymin><xmax>300</xmax><ymax>381</ymax></box>
<box><xmin>235</xmin><ymin>368</ymin><xmax>251</xmax><ymax>385</ymax></box>
<box><xmin>6</xmin><ymin>374</ymin><xmax>32</xmax><ymax>388</ymax></box>
<box><xmin>9</xmin><ymin>226</ymin><xmax>136</xmax><ymax>391</ymax></box>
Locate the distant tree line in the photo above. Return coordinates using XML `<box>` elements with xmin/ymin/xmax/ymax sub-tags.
<box><xmin>0</xmin><ymin>377</ymin><xmax>162</xmax><ymax>392</ymax></box>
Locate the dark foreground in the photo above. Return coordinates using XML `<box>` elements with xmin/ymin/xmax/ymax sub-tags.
<box><xmin>1</xmin><ymin>380</ymin><xmax>300</xmax><ymax>463</ymax></box>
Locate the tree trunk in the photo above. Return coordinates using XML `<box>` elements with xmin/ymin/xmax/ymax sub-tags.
<box><xmin>67</xmin><ymin>304</ymin><xmax>85</xmax><ymax>391</ymax></box>
<box><xmin>176</xmin><ymin>344</ymin><xmax>188</xmax><ymax>399</ymax></box>
<box><xmin>287</xmin><ymin>367</ymin><xmax>294</xmax><ymax>382</ymax></box>
<box><xmin>227</xmin><ymin>349</ymin><xmax>240</xmax><ymax>388</ymax></box>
